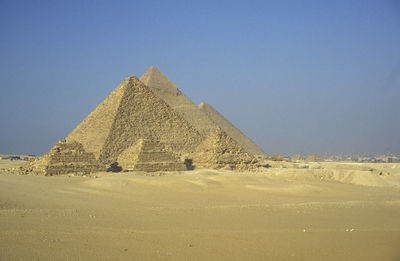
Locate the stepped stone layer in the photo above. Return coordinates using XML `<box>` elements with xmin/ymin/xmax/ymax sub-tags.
<box><xmin>140</xmin><ymin>66</ymin><xmax>218</xmax><ymax>136</ymax></box>
<box><xmin>140</xmin><ymin>66</ymin><xmax>266</xmax><ymax>157</ymax></box>
<box><xmin>117</xmin><ymin>139</ymin><xmax>187</xmax><ymax>172</ymax></box>
<box><xmin>190</xmin><ymin>128</ymin><xmax>257</xmax><ymax>170</ymax></box>
<box><xmin>198</xmin><ymin>102</ymin><xmax>266</xmax><ymax>157</ymax></box>
<box><xmin>22</xmin><ymin>140</ymin><xmax>101</xmax><ymax>176</ymax></box>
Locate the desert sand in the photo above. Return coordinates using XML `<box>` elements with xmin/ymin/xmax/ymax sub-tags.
<box><xmin>1</xmin><ymin>160</ymin><xmax>400</xmax><ymax>260</ymax></box>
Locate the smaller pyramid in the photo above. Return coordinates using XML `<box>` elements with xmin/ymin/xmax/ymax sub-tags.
<box><xmin>191</xmin><ymin>128</ymin><xmax>256</xmax><ymax>170</ymax></box>
<box><xmin>198</xmin><ymin>102</ymin><xmax>267</xmax><ymax>157</ymax></box>
<box><xmin>117</xmin><ymin>139</ymin><xmax>187</xmax><ymax>172</ymax></box>
<box><xmin>23</xmin><ymin>140</ymin><xmax>101</xmax><ymax>176</ymax></box>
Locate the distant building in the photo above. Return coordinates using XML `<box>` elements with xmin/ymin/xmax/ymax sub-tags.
<box><xmin>1</xmin><ymin>156</ymin><xmax>21</xmax><ymax>161</ymax></box>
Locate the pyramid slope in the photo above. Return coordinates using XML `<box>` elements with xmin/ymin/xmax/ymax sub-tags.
<box><xmin>23</xmin><ymin>140</ymin><xmax>100</xmax><ymax>176</ymax></box>
<box><xmin>98</xmin><ymin>76</ymin><xmax>203</xmax><ymax>164</ymax></box>
<box><xmin>117</xmin><ymin>138</ymin><xmax>187</xmax><ymax>172</ymax></box>
<box><xmin>191</xmin><ymin>128</ymin><xmax>256</xmax><ymax>170</ymax></box>
<box><xmin>65</xmin><ymin>81</ymin><xmax>126</xmax><ymax>159</ymax></box>
<box><xmin>198</xmin><ymin>102</ymin><xmax>266</xmax><ymax>157</ymax></box>
<box><xmin>140</xmin><ymin>67</ymin><xmax>218</xmax><ymax>136</ymax></box>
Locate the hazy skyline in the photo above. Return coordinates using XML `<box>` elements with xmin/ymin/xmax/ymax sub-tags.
<box><xmin>0</xmin><ymin>0</ymin><xmax>399</xmax><ymax>156</ymax></box>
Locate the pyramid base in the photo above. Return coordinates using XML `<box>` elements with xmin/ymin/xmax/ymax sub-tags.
<box><xmin>123</xmin><ymin>162</ymin><xmax>187</xmax><ymax>172</ymax></box>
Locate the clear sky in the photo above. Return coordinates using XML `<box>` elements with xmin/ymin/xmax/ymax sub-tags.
<box><xmin>0</xmin><ymin>0</ymin><xmax>399</xmax><ymax>156</ymax></box>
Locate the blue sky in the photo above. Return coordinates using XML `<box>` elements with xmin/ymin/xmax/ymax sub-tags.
<box><xmin>0</xmin><ymin>0</ymin><xmax>399</xmax><ymax>156</ymax></box>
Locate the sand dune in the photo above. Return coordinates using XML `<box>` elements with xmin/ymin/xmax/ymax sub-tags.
<box><xmin>1</xmin><ymin>161</ymin><xmax>400</xmax><ymax>260</ymax></box>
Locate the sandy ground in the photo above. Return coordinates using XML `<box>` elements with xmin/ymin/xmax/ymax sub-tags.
<box><xmin>1</xmin><ymin>160</ymin><xmax>400</xmax><ymax>260</ymax></box>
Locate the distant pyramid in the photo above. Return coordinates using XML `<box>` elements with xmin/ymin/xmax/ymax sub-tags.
<box><xmin>66</xmin><ymin>76</ymin><xmax>203</xmax><ymax>164</ymax></box>
<box><xmin>198</xmin><ymin>102</ymin><xmax>266</xmax><ymax>157</ymax></box>
<box><xmin>117</xmin><ymin>138</ymin><xmax>187</xmax><ymax>172</ymax></box>
<box><xmin>140</xmin><ymin>66</ymin><xmax>218</xmax><ymax>136</ymax></box>
<box><xmin>23</xmin><ymin>140</ymin><xmax>100</xmax><ymax>176</ymax></box>
<box><xmin>140</xmin><ymin>66</ymin><xmax>181</xmax><ymax>95</ymax></box>
<box><xmin>191</xmin><ymin>128</ymin><xmax>256</xmax><ymax>170</ymax></box>
<box><xmin>140</xmin><ymin>66</ymin><xmax>266</xmax><ymax>157</ymax></box>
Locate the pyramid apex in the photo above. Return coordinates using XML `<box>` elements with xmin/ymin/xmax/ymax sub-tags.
<box><xmin>143</xmin><ymin>65</ymin><xmax>164</xmax><ymax>77</ymax></box>
<box><xmin>140</xmin><ymin>66</ymin><xmax>179</xmax><ymax>95</ymax></box>
<box><xmin>142</xmin><ymin>66</ymin><xmax>161</xmax><ymax>76</ymax></box>
<box><xmin>123</xmin><ymin>75</ymin><xmax>140</xmax><ymax>83</ymax></box>
<box><xmin>148</xmin><ymin>65</ymin><xmax>159</xmax><ymax>71</ymax></box>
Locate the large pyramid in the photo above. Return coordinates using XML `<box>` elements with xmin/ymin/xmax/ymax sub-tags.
<box><xmin>140</xmin><ymin>66</ymin><xmax>266</xmax><ymax>157</ymax></box>
<box><xmin>191</xmin><ymin>128</ymin><xmax>256</xmax><ymax>170</ymax></box>
<box><xmin>26</xmin><ymin>71</ymin><xmax>260</xmax><ymax>175</ymax></box>
<box><xmin>65</xmin><ymin>76</ymin><xmax>202</xmax><ymax>164</ymax></box>
<box><xmin>117</xmin><ymin>138</ymin><xmax>187</xmax><ymax>172</ymax></box>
